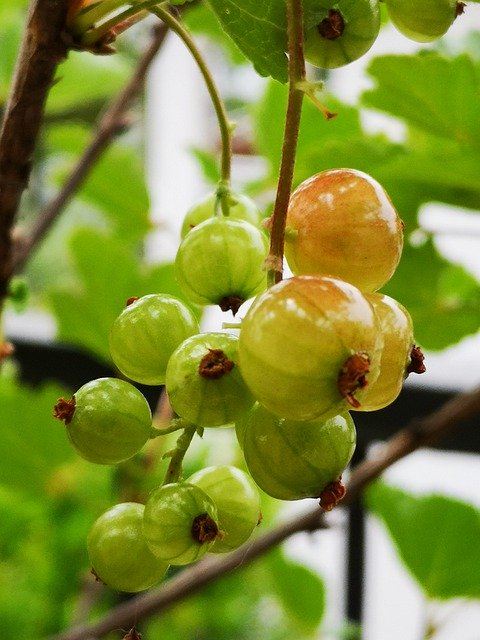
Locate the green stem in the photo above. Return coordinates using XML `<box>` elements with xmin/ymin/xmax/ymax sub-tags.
<box><xmin>162</xmin><ymin>424</ymin><xmax>197</xmax><ymax>485</ymax></box>
<box><xmin>266</xmin><ymin>0</ymin><xmax>306</xmax><ymax>287</ymax></box>
<box><xmin>150</xmin><ymin>5</ymin><xmax>232</xmax><ymax>212</ymax></box>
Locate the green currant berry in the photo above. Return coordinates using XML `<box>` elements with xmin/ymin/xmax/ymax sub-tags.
<box><xmin>87</xmin><ymin>502</ymin><xmax>168</xmax><ymax>592</ymax></box>
<box><xmin>181</xmin><ymin>191</ymin><xmax>261</xmax><ymax>239</ymax></box>
<box><xmin>175</xmin><ymin>217</ymin><xmax>268</xmax><ymax>315</ymax></box>
<box><xmin>237</xmin><ymin>404</ymin><xmax>356</xmax><ymax>503</ymax></box>
<box><xmin>284</xmin><ymin>168</ymin><xmax>403</xmax><ymax>293</ymax></box>
<box><xmin>186</xmin><ymin>465</ymin><xmax>261</xmax><ymax>552</ymax></box>
<box><xmin>109</xmin><ymin>294</ymin><xmax>199</xmax><ymax>386</ymax></box>
<box><xmin>385</xmin><ymin>0</ymin><xmax>461</xmax><ymax>43</ymax></box>
<box><xmin>238</xmin><ymin>275</ymin><xmax>383</xmax><ymax>421</ymax></box>
<box><xmin>54</xmin><ymin>377</ymin><xmax>152</xmax><ymax>464</ymax></box>
<box><xmin>357</xmin><ymin>293</ymin><xmax>424</xmax><ymax>411</ymax></box>
<box><xmin>143</xmin><ymin>482</ymin><xmax>220</xmax><ymax>565</ymax></box>
<box><xmin>165</xmin><ymin>332</ymin><xmax>255</xmax><ymax>428</ymax></box>
<box><xmin>303</xmin><ymin>0</ymin><xmax>381</xmax><ymax>69</ymax></box>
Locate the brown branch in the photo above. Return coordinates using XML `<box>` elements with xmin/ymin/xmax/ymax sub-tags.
<box><xmin>0</xmin><ymin>0</ymin><xmax>70</xmax><ymax>299</ymax></box>
<box><xmin>49</xmin><ymin>384</ymin><xmax>480</xmax><ymax>640</ymax></box>
<box><xmin>12</xmin><ymin>22</ymin><xmax>169</xmax><ymax>275</ymax></box>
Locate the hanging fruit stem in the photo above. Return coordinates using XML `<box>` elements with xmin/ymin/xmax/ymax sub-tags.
<box><xmin>266</xmin><ymin>0</ymin><xmax>306</xmax><ymax>287</ymax></box>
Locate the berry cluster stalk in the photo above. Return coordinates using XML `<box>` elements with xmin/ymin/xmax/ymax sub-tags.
<box><xmin>266</xmin><ymin>0</ymin><xmax>306</xmax><ymax>287</ymax></box>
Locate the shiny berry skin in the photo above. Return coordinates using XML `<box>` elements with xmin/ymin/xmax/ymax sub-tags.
<box><xmin>108</xmin><ymin>294</ymin><xmax>199</xmax><ymax>386</ymax></box>
<box><xmin>385</xmin><ymin>0</ymin><xmax>459</xmax><ymax>43</ymax></box>
<box><xmin>284</xmin><ymin>169</ymin><xmax>403</xmax><ymax>293</ymax></box>
<box><xmin>186</xmin><ymin>465</ymin><xmax>261</xmax><ymax>552</ymax></box>
<box><xmin>53</xmin><ymin>377</ymin><xmax>152</xmax><ymax>464</ymax></box>
<box><xmin>143</xmin><ymin>483</ymin><xmax>220</xmax><ymax>565</ymax></box>
<box><xmin>238</xmin><ymin>276</ymin><xmax>382</xmax><ymax>421</ymax></box>
<box><xmin>180</xmin><ymin>191</ymin><xmax>261</xmax><ymax>239</ymax></box>
<box><xmin>87</xmin><ymin>502</ymin><xmax>168</xmax><ymax>592</ymax></box>
<box><xmin>175</xmin><ymin>217</ymin><xmax>268</xmax><ymax>314</ymax></box>
<box><xmin>303</xmin><ymin>0</ymin><xmax>381</xmax><ymax>69</ymax></box>
<box><xmin>236</xmin><ymin>404</ymin><xmax>356</xmax><ymax>501</ymax></box>
<box><xmin>165</xmin><ymin>332</ymin><xmax>255</xmax><ymax>428</ymax></box>
<box><xmin>357</xmin><ymin>293</ymin><xmax>419</xmax><ymax>411</ymax></box>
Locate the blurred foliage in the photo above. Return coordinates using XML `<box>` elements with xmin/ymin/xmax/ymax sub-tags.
<box><xmin>366</xmin><ymin>482</ymin><xmax>480</xmax><ymax>600</ymax></box>
<box><xmin>0</xmin><ymin>1</ymin><xmax>479</xmax><ymax>639</ymax></box>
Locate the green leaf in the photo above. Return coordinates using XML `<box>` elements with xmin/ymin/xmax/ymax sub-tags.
<box><xmin>363</xmin><ymin>53</ymin><xmax>480</xmax><ymax>145</ymax></box>
<box><xmin>383</xmin><ymin>239</ymin><xmax>480</xmax><ymax>351</ymax></box>
<box><xmin>366</xmin><ymin>482</ymin><xmax>480</xmax><ymax>600</ymax></box>
<box><xmin>205</xmin><ymin>0</ymin><xmax>288</xmax><ymax>82</ymax></box>
<box><xmin>46</xmin><ymin>124</ymin><xmax>151</xmax><ymax>243</ymax></box>
<box><xmin>0</xmin><ymin>373</ymin><xmax>73</xmax><ymax>496</ymax></box>
<box><xmin>46</xmin><ymin>49</ymin><xmax>132</xmax><ymax>113</ymax></box>
<box><xmin>266</xmin><ymin>547</ymin><xmax>325</xmax><ymax>632</ymax></box>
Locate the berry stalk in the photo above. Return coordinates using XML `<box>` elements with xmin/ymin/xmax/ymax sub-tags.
<box><xmin>266</xmin><ymin>0</ymin><xmax>306</xmax><ymax>287</ymax></box>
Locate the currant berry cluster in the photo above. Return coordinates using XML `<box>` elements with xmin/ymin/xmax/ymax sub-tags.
<box><xmin>53</xmin><ymin>172</ymin><xmax>424</xmax><ymax>593</ymax></box>
<box><xmin>302</xmin><ymin>0</ymin><xmax>465</xmax><ymax>69</ymax></box>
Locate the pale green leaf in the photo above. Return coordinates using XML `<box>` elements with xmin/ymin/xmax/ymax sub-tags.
<box><xmin>47</xmin><ymin>49</ymin><xmax>132</xmax><ymax>113</ymax></box>
<box><xmin>366</xmin><ymin>482</ymin><xmax>480</xmax><ymax>600</ymax></box>
<box><xmin>363</xmin><ymin>53</ymin><xmax>480</xmax><ymax>145</ymax></box>
<box><xmin>266</xmin><ymin>548</ymin><xmax>326</xmax><ymax>632</ymax></box>
<box><xmin>383</xmin><ymin>239</ymin><xmax>480</xmax><ymax>351</ymax></box>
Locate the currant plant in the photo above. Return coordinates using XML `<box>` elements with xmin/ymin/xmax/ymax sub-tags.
<box><xmin>49</xmin><ymin>0</ymin><xmax>429</xmax><ymax>605</ymax></box>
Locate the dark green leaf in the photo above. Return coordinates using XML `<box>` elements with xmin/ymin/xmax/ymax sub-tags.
<box><xmin>366</xmin><ymin>482</ymin><xmax>480</xmax><ymax>600</ymax></box>
<box><xmin>205</xmin><ymin>0</ymin><xmax>288</xmax><ymax>82</ymax></box>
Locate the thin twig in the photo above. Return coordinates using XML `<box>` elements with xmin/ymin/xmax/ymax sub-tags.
<box><xmin>0</xmin><ymin>0</ymin><xmax>70</xmax><ymax>299</ymax></box>
<box><xmin>12</xmin><ymin>22</ymin><xmax>169</xmax><ymax>275</ymax></box>
<box><xmin>48</xmin><ymin>384</ymin><xmax>480</xmax><ymax>640</ymax></box>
